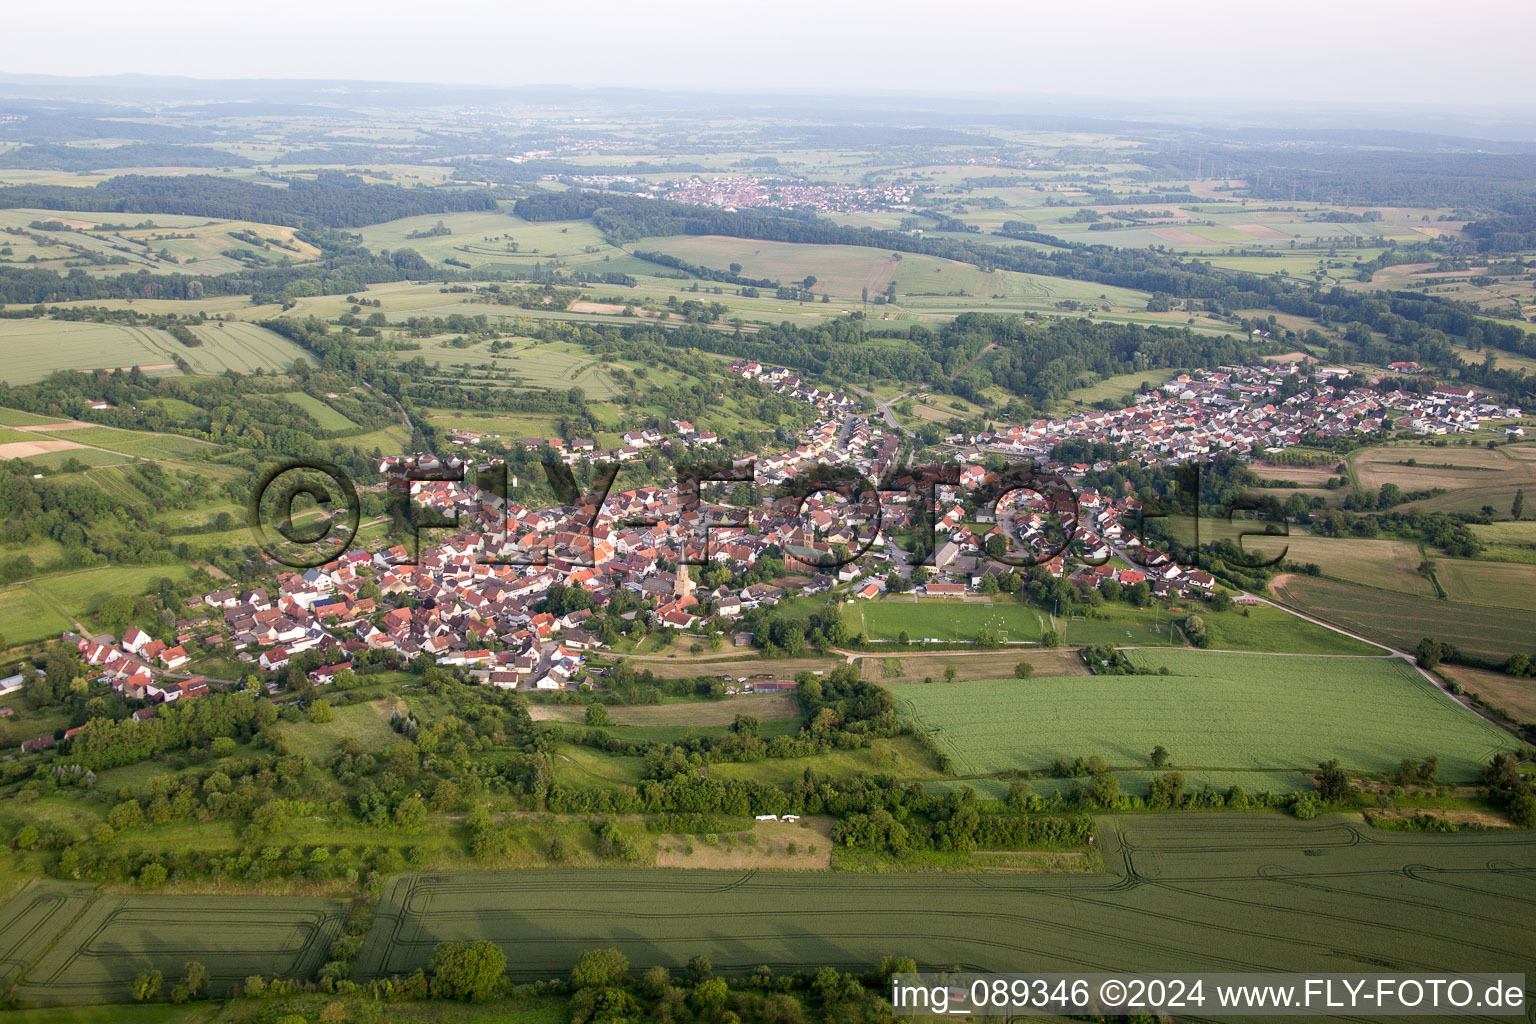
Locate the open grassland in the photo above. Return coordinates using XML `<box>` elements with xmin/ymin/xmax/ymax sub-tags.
<box><xmin>4</xmin><ymin>882</ymin><xmax>346</xmax><ymax>1004</ymax></box>
<box><xmin>276</xmin><ymin>391</ymin><xmax>358</xmax><ymax>432</ymax></box>
<box><xmin>707</xmin><ymin>736</ymin><xmax>939</xmax><ymax>787</ymax></box>
<box><xmin>1062</xmin><ymin>369</ymin><xmax>1176</xmax><ymax>407</ymax></box>
<box><xmin>1195</xmin><ymin>602</ymin><xmax>1384</xmax><ymax>655</ymax></box>
<box><xmin>1272</xmin><ymin>573</ymin><xmax>1533</xmax><ymax>664</ymax></box>
<box><xmin>419</xmin><ymin>408</ymin><xmax>564</xmax><ymax>439</ymax></box>
<box><xmin>389</xmin><ymin>338</ymin><xmax>619</xmax><ymax>398</ymax></box>
<box><xmin>353</xmin><ymin>818</ymin><xmax>1536</xmax><ymax>978</ymax></box>
<box><xmin>0</xmin><ymin>407</ymin><xmax>63</xmax><ymax>427</ymax></box>
<box><xmin>0</xmin><ymin>585</ymin><xmax>73</xmax><ymax>648</ymax></box>
<box><xmin>635</xmin><ymin>236</ymin><xmax>904</xmax><ymax>298</ymax></box>
<box><xmin>275</xmin><ymin>699</ymin><xmax>402</xmax><ymax>761</ymax></box>
<box><xmin>29</xmin><ymin>564</ymin><xmax>192</xmax><ymax>632</ymax></box>
<box><xmin>853</xmin><ymin>598</ymin><xmax>1043</xmax><ymax>643</ymax></box>
<box><xmin>1242</xmin><ymin>532</ymin><xmax>1434</xmax><ymax>597</ymax></box>
<box><xmin>1470</xmin><ymin>520</ymin><xmax>1536</xmax><ymax>564</ymax></box>
<box><xmin>358</xmin><ymin>211</ymin><xmax>619</xmax><ymax>271</ymax></box>
<box><xmin>898</xmin><ymin>651</ymin><xmax>1520</xmax><ymax>781</ymax></box>
<box><xmin>1356</xmin><ymin>443</ymin><xmax>1536</xmax><ymax>515</ymax></box>
<box><xmin>1437</xmin><ymin>663</ymin><xmax>1536</xmax><ymax>725</ymax></box>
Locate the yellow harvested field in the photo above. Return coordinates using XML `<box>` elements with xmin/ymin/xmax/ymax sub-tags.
<box><xmin>0</xmin><ymin>438</ymin><xmax>82</xmax><ymax>459</ymax></box>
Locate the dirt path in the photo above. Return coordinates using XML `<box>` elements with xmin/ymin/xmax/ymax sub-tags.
<box><xmin>950</xmin><ymin>342</ymin><xmax>999</xmax><ymax>380</ymax></box>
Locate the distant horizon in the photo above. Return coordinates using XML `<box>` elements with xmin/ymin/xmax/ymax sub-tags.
<box><xmin>5</xmin><ymin>70</ymin><xmax>1536</xmax><ymax>144</ymax></box>
<box><xmin>4</xmin><ymin>0</ymin><xmax>1534</xmax><ymax>110</ymax></box>
<box><xmin>3</xmin><ymin>69</ymin><xmax>1536</xmax><ymax>115</ymax></box>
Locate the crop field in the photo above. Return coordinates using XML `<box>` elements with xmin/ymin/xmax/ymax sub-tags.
<box><xmin>32</xmin><ymin>426</ymin><xmax>216</xmax><ymax>462</ymax></box>
<box><xmin>352</xmin><ymin>817</ymin><xmax>1536</xmax><ymax>979</ymax></box>
<box><xmin>897</xmin><ymin>651</ymin><xmax>1520</xmax><ymax>780</ymax></box>
<box><xmin>925</xmin><ymin>769</ymin><xmax>1317</xmax><ymax>800</ymax></box>
<box><xmin>1272</xmin><ymin>573</ymin><xmax>1533</xmax><ymax>663</ymax></box>
<box><xmin>625</xmin><ymin>655</ymin><xmax>840</xmax><ymax>680</ymax></box>
<box><xmin>1437</xmin><ymin>663</ymin><xmax>1536</xmax><ymax>725</ymax></box>
<box><xmin>863</xmin><ymin>649</ymin><xmax>1089</xmax><ymax>684</ymax></box>
<box><xmin>1434</xmin><ymin>558</ymin><xmax>1536</xmax><ymax>612</ymax></box>
<box><xmin>0</xmin><ymin>321</ymin><xmax>185</xmax><ymax>384</ymax></box>
<box><xmin>853</xmin><ymin>599</ymin><xmax>1044</xmax><ymax>642</ymax></box>
<box><xmin>181</xmin><ymin>323</ymin><xmax>312</xmax><ymax>375</ymax></box>
<box><xmin>0</xmin><ymin>880</ymin><xmax>98</xmax><ymax>986</ymax></box>
<box><xmin>8</xmin><ymin>886</ymin><xmax>346</xmax><ymax>1004</ymax></box>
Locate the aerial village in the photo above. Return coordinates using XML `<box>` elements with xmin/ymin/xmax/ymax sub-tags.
<box><xmin>43</xmin><ymin>358</ymin><xmax>1519</xmax><ymax>740</ymax></box>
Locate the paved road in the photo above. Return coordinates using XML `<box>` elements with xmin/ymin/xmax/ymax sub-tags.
<box><xmin>848</xmin><ymin>385</ymin><xmax>910</xmax><ymax>436</ymax></box>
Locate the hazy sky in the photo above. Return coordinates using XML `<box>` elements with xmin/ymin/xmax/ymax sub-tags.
<box><xmin>6</xmin><ymin>0</ymin><xmax>1534</xmax><ymax>106</ymax></box>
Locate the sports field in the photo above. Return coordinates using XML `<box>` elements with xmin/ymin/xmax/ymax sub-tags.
<box><xmin>896</xmin><ymin>651</ymin><xmax>1520</xmax><ymax>780</ymax></box>
<box><xmin>853</xmin><ymin>599</ymin><xmax>1044</xmax><ymax>642</ymax></box>
<box><xmin>351</xmin><ymin>816</ymin><xmax>1536</xmax><ymax>978</ymax></box>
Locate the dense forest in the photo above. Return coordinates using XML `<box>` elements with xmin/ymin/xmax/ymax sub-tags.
<box><xmin>1153</xmin><ymin>148</ymin><xmax>1536</xmax><ymax>208</ymax></box>
<box><xmin>0</xmin><ymin>144</ymin><xmax>252</xmax><ymax>171</ymax></box>
<box><xmin>0</xmin><ymin>173</ymin><xmax>497</xmax><ymax>228</ymax></box>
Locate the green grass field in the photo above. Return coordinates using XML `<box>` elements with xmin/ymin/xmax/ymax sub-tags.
<box><xmin>353</xmin><ymin>816</ymin><xmax>1536</xmax><ymax>978</ymax></box>
<box><xmin>0</xmin><ymin>406</ymin><xmax>66</xmax><ymax>427</ymax></box>
<box><xmin>389</xmin><ymin>339</ymin><xmax>619</xmax><ymax>398</ymax></box>
<box><xmin>0</xmin><ymin>584</ymin><xmax>73</xmax><ymax>648</ymax></box>
<box><xmin>853</xmin><ymin>599</ymin><xmax>1043</xmax><ymax>643</ymax></box>
<box><xmin>27</xmin><ymin>564</ymin><xmax>192</xmax><ymax>633</ymax></box>
<box><xmin>1196</xmin><ymin>602</ymin><xmax>1384</xmax><ymax>655</ymax></box>
<box><xmin>277</xmin><ymin>391</ymin><xmax>359</xmax><ymax>432</ymax></box>
<box><xmin>275</xmin><ymin>699</ymin><xmax>403</xmax><ymax>761</ymax></box>
<box><xmin>898</xmin><ymin>651</ymin><xmax>1521</xmax><ymax>780</ymax></box>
